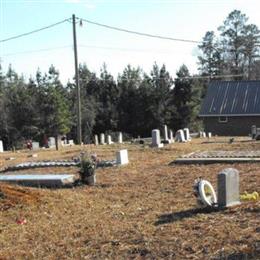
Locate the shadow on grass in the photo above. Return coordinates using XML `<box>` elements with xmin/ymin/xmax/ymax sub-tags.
<box><xmin>155</xmin><ymin>207</ymin><xmax>222</xmax><ymax>226</ymax></box>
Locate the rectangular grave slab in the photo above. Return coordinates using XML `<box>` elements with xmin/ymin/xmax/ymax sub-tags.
<box><xmin>0</xmin><ymin>174</ymin><xmax>75</xmax><ymax>188</ymax></box>
<box><xmin>218</xmin><ymin>168</ymin><xmax>240</xmax><ymax>207</ymax></box>
<box><xmin>116</xmin><ymin>149</ymin><xmax>129</xmax><ymax>165</ymax></box>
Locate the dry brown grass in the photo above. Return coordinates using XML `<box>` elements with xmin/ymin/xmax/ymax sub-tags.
<box><xmin>0</xmin><ymin>138</ymin><xmax>259</xmax><ymax>259</ymax></box>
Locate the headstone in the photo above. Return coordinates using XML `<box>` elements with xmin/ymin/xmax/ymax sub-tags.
<box><xmin>118</xmin><ymin>132</ymin><xmax>123</xmax><ymax>144</ymax></box>
<box><xmin>68</xmin><ymin>140</ymin><xmax>74</xmax><ymax>146</ymax></box>
<box><xmin>116</xmin><ymin>149</ymin><xmax>129</xmax><ymax>165</ymax></box>
<box><xmin>32</xmin><ymin>142</ymin><xmax>39</xmax><ymax>150</ymax></box>
<box><xmin>183</xmin><ymin>128</ymin><xmax>191</xmax><ymax>141</ymax></box>
<box><xmin>0</xmin><ymin>140</ymin><xmax>3</xmax><ymax>153</ymax></box>
<box><xmin>94</xmin><ymin>135</ymin><xmax>99</xmax><ymax>145</ymax></box>
<box><xmin>163</xmin><ymin>125</ymin><xmax>169</xmax><ymax>141</ymax></box>
<box><xmin>48</xmin><ymin>137</ymin><xmax>56</xmax><ymax>148</ymax></box>
<box><xmin>151</xmin><ymin>129</ymin><xmax>163</xmax><ymax>148</ymax></box>
<box><xmin>169</xmin><ymin>130</ymin><xmax>174</xmax><ymax>142</ymax></box>
<box><xmin>207</xmin><ymin>132</ymin><xmax>212</xmax><ymax>138</ymax></box>
<box><xmin>202</xmin><ymin>132</ymin><xmax>206</xmax><ymax>138</ymax></box>
<box><xmin>251</xmin><ymin>125</ymin><xmax>257</xmax><ymax>139</ymax></box>
<box><xmin>100</xmin><ymin>133</ymin><xmax>105</xmax><ymax>145</ymax></box>
<box><xmin>175</xmin><ymin>130</ymin><xmax>186</xmax><ymax>142</ymax></box>
<box><xmin>218</xmin><ymin>168</ymin><xmax>240</xmax><ymax>208</ymax></box>
<box><xmin>107</xmin><ymin>135</ymin><xmax>113</xmax><ymax>145</ymax></box>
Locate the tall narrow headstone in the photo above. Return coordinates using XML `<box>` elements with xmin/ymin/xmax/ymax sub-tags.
<box><xmin>169</xmin><ymin>130</ymin><xmax>174</xmax><ymax>143</ymax></box>
<box><xmin>207</xmin><ymin>132</ymin><xmax>212</xmax><ymax>138</ymax></box>
<box><xmin>0</xmin><ymin>140</ymin><xmax>3</xmax><ymax>153</ymax></box>
<box><xmin>175</xmin><ymin>130</ymin><xmax>186</xmax><ymax>142</ymax></box>
<box><xmin>116</xmin><ymin>149</ymin><xmax>129</xmax><ymax>165</ymax></box>
<box><xmin>183</xmin><ymin>128</ymin><xmax>191</xmax><ymax>141</ymax></box>
<box><xmin>100</xmin><ymin>133</ymin><xmax>105</xmax><ymax>145</ymax></box>
<box><xmin>48</xmin><ymin>137</ymin><xmax>56</xmax><ymax>148</ymax></box>
<box><xmin>251</xmin><ymin>125</ymin><xmax>257</xmax><ymax>139</ymax></box>
<box><xmin>163</xmin><ymin>125</ymin><xmax>169</xmax><ymax>141</ymax></box>
<box><xmin>218</xmin><ymin>168</ymin><xmax>240</xmax><ymax>208</ymax></box>
<box><xmin>94</xmin><ymin>135</ymin><xmax>99</xmax><ymax>145</ymax></box>
<box><xmin>107</xmin><ymin>135</ymin><xmax>113</xmax><ymax>145</ymax></box>
<box><xmin>202</xmin><ymin>132</ymin><xmax>206</xmax><ymax>138</ymax></box>
<box><xmin>118</xmin><ymin>132</ymin><xmax>123</xmax><ymax>144</ymax></box>
<box><xmin>151</xmin><ymin>129</ymin><xmax>163</xmax><ymax>148</ymax></box>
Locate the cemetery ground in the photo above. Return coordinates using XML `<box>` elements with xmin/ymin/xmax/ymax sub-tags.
<box><xmin>0</xmin><ymin>138</ymin><xmax>259</xmax><ymax>259</ymax></box>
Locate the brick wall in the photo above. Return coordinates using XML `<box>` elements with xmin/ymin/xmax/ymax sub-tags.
<box><xmin>203</xmin><ymin>116</ymin><xmax>260</xmax><ymax>136</ymax></box>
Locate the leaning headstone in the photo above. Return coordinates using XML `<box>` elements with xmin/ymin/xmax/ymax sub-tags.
<box><xmin>100</xmin><ymin>133</ymin><xmax>105</xmax><ymax>145</ymax></box>
<box><xmin>107</xmin><ymin>135</ymin><xmax>113</xmax><ymax>145</ymax></box>
<box><xmin>94</xmin><ymin>135</ymin><xmax>99</xmax><ymax>145</ymax></box>
<box><xmin>252</xmin><ymin>125</ymin><xmax>257</xmax><ymax>139</ymax></box>
<box><xmin>218</xmin><ymin>168</ymin><xmax>240</xmax><ymax>208</ymax></box>
<box><xmin>118</xmin><ymin>132</ymin><xmax>123</xmax><ymax>144</ymax></box>
<box><xmin>175</xmin><ymin>130</ymin><xmax>186</xmax><ymax>142</ymax></box>
<box><xmin>32</xmin><ymin>142</ymin><xmax>39</xmax><ymax>150</ymax></box>
<box><xmin>183</xmin><ymin>128</ymin><xmax>191</xmax><ymax>141</ymax></box>
<box><xmin>151</xmin><ymin>129</ymin><xmax>163</xmax><ymax>148</ymax></box>
<box><xmin>116</xmin><ymin>149</ymin><xmax>129</xmax><ymax>165</ymax></box>
<box><xmin>0</xmin><ymin>140</ymin><xmax>3</xmax><ymax>153</ymax></box>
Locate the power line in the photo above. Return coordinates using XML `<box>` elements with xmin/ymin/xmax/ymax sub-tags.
<box><xmin>1</xmin><ymin>45</ymin><xmax>73</xmax><ymax>57</ymax></box>
<box><xmin>78</xmin><ymin>17</ymin><xmax>201</xmax><ymax>44</ymax></box>
<box><xmin>0</xmin><ymin>18</ymin><xmax>71</xmax><ymax>43</ymax></box>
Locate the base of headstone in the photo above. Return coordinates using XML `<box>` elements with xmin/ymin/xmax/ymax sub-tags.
<box><xmin>151</xmin><ymin>143</ymin><xmax>164</xmax><ymax>148</ymax></box>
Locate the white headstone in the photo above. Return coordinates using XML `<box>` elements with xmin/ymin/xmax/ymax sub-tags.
<box><xmin>183</xmin><ymin>128</ymin><xmax>191</xmax><ymax>141</ymax></box>
<box><xmin>48</xmin><ymin>137</ymin><xmax>55</xmax><ymax>148</ymax></box>
<box><xmin>118</xmin><ymin>132</ymin><xmax>123</xmax><ymax>144</ymax></box>
<box><xmin>207</xmin><ymin>132</ymin><xmax>212</xmax><ymax>138</ymax></box>
<box><xmin>163</xmin><ymin>125</ymin><xmax>169</xmax><ymax>141</ymax></box>
<box><xmin>116</xmin><ymin>149</ymin><xmax>129</xmax><ymax>165</ymax></box>
<box><xmin>0</xmin><ymin>140</ymin><xmax>3</xmax><ymax>153</ymax></box>
<box><xmin>175</xmin><ymin>130</ymin><xmax>186</xmax><ymax>142</ymax></box>
<box><xmin>151</xmin><ymin>129</ymin><xmax>163</xmax><ymax>148</ymax></box>
<box><xmin>107</xmin><ymin>135</ymin><xmax>113</xmax><ymax>145</ymax></box>
<box><xmin>202</xmin><ymin>132</ymin><xmax>206</xmax><ymax>138</ymax></box>
<box><xmin>100</xmin><ymin>133</ymin><xmax>105</xmax><ymax>145</ymax></box>
<box><xmin>169</xmin><ymin>130</ymin><xmax>174</xmax><ymax>143</ymax></box>
<box><xmin>32</xmin><ymin>142</ymin><xmax>40</xmax><ymax>150</ymax></box>
<box><xmin>218</xmin><ymin>168</ymin><xmax>240</xmax><ymax>208</ymax></box>
<box><xmin>68</xmin><ymin>140</ymin><xmax>74</xmax><ymax>145</ymax></box>
<box><xmin>94</xmin><ymin>135</ymin><xmax>99</xmax><ymax>145</ymax></box>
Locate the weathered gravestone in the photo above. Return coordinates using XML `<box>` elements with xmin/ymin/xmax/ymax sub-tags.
<box><xmin>94</xmin><ymin>135</ymin><xmax>99</xmax><ymax>145</ymax></box>
<box><xmin>183</xmin><ymin>128</ymin><xmax>191</xmax><ymax>141</ymax></box>
<box><xmin>118</xmin><ymin>132</ymin><xmax>123</xmax><ymax>144</ymax></box>
<box><xmin>255</xmin><ymin>128</ymin><xmax>260</xmax><ymax>140</ymax></box>
<box><xmin>151</xmin><ymin>129</ymin><xmax>163</xmax><ymax>148</ymax></box>
<box><xmin>116</xmin><ymin>149</ymin><xmax>129</xmax><ymax>165</ymax></box>
<box><xmin>251</xmin><ymin>125</ymin><xmax>257</xmax><ymax>139</ymax></box>
<box><xmin>175</xmin><ymin>130</ymin><xmax>186</xmax><ymax>142</ymax></box>
<box><xmin>169</xmin><ymin>130</ymin><xmax>174</xmax><ymax>143</ymax></box>
<box><xmin>207</xmin><ymin>132</ymin><xmax>212</xmax><ymax>138</ymax></box>
<box><xmin>107</xmin><ymin>135</ymin><xmax>113</xmax><ymax>145</ymax></box>
<box><xmin>218</xmin><ymin>168</ymin><xmax>240</xmax><ymax>208</ymax></box>
<box><xmin>48</xmin><ymin>137</ymin><xmax>56</xmax><ymax>148</ymax></box>
<box><xmin>32</xmin><ymin>142</ymin><xmax>40</xmax><ymax>150</ymax></box>
<box><xmin>163</xmin><ymin>125</ymin><xmax>170</xmax><ymax>143</ymax></box>
<box><xmin>100</xmin><ymin>133</ymin><xmax>105</xmax><ymax>145</ymax></box>
<box><xmin>0</xmin><ymin>140</ymin><xmax>3</xmax><ymax>153</ymax></box>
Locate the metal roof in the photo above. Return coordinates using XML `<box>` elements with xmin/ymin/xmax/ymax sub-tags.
<box><xmin>199</xmin><ymin>81</ymin><xmax>260</xmax><ymax>117</ymax></box>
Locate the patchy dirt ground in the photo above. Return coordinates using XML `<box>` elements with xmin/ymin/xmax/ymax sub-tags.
<box><xmin>0</xmin><ymin>137</ymin><xmax>259</xmax><ymax>259</ymax></box>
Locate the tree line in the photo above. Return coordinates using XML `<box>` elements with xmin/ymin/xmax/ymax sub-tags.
<box><xmin>0</xmin><ymin>9</ymin><xmax>259</xmax><ymax>149</ymax></box>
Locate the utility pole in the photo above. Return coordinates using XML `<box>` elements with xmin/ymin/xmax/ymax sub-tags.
<box><xmin>72</xmin><ymin>14</ymin><xmax>82</xmax><ymax>145</ymax></box>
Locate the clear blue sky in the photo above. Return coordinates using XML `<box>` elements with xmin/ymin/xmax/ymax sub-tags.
<box><xmin>0</xmin><ymin>0</ymin><xmax>260</xmax><ymax>83</ymax></box>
